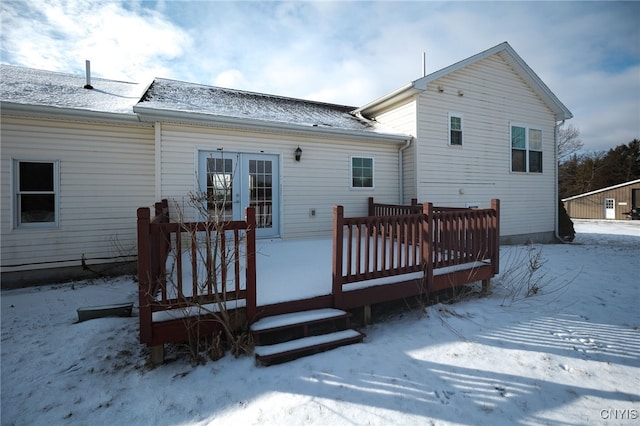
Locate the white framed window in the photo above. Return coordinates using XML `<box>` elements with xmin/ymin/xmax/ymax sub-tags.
<box><xmin>449</xmin><ymin>113</ymin><xmax>463</xmax><ymax>146</ymax></box>
<box><xmin>511</xmin><ymin>124</ymin><xmax>543</xmax><ymax>173</ymax></box>
<box><xmin>350</xmin><ymin>156</ymin><xmax>374</xmax><ymax>189</ymax></box>
<box><xmin>13</xmin><ymin>159</ymin><xmax>60</xmax><ymax>228</ymax></box>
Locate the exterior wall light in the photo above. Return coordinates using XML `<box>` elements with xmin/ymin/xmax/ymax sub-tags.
<box><xmin>295</xmin><ymin>146</ymin><xmax>302</xmax><ymax>162</ymax></box>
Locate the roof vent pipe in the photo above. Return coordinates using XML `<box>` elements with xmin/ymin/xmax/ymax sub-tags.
<box><xmin>422</xmin><ymin>51</ymin><xmax>426</xmax><ymax>77</ymax></box>
<box><xmin>83</xmin><ymin>60</ymin><xmax>93</xmax><ymax>89</ymax></box>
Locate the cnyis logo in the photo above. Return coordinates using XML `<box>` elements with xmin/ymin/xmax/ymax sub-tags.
<box><xmin>600</xmin><ymin>408</ymin><xmax>639</xmax><ymax>420</ymax></box>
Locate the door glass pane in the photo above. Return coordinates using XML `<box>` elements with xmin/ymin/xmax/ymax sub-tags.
<box><xmin>249</xmin><ymin>159</ymin><xmax>273</xmax><ymax>228</ymax></box>
<box><xmin>206</xmin><ymin>157</ymin><xmax>233</xmax><ymax>221</ymax></box>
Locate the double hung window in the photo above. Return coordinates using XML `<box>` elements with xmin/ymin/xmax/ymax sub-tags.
<box><xmin>449</xmin><ymin>114</ymin><xmax>463</xmax><ymax>146</ymax></box>
<box><xmin>511</xmin><ymin>125</ymin><xmax>543</xmax><ymax>173</ymax></box>
<box><xmin>13</xmin><ymin>160</ymin><xmax>59</xmax><ymax>228</ymax></box>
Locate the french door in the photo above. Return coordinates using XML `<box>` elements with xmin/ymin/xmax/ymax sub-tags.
<box><xmin>198</xmin><ymin>151</ymin><xmax>279</xmax><ymax>238</ymax></box>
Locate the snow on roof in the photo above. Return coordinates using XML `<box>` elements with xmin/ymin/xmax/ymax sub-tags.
<box><xmin>0</xmin><ymin>64</ymin><xmax>145</xmax><ymax>115</ymax></box>
<box><xmin>136</xmin><ymin>78</ymin><xmax>388</xmax><ymax>134</ymax></box>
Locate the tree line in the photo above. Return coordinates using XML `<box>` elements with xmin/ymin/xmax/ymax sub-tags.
<box><xmin>557</xmin><ymin>125</ymin><xmax>640</xmax><ymax>199</ymax></box>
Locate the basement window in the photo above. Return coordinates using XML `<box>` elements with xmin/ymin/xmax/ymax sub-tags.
<box><xmin>13</xmin><ymin>160</ymin><xmax>59</xmax><ymax>228</ymax></box>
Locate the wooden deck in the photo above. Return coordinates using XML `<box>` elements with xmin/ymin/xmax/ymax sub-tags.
<box><xmin>137</xmin><ymin>198</ymin><xmax>500</xmax><ymax>361</ymax></box>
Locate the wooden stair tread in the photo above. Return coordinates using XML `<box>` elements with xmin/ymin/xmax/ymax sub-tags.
<box><xmin>250</xmin><ymin>308</ymin><xmax>349</xmax><ymax>332</ymax></box>
<box><xmin>254</xmin><ymin>329</ymin><xmax>363</xmax><ymax>359</ymax></box>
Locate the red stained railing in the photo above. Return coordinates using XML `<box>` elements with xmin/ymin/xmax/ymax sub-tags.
<box><xmin>137</xmin><ymin>199</ymin><xmax>256</xmax><ymax>346</ymax></box>
<box><xmin>333</xmin><ymin>199</ymin><xmax>499</xmax><ymax>307</ymax></box>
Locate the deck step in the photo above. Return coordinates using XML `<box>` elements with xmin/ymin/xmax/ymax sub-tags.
<box><xmin>254</xmin><ymin>329</ymin><xmax>365</xmax><ymax>366</ymax></box>
<box><xmin>250</xmin><ymin>308</ymin><xmax>349</xmax><ymax>332</ymax></box>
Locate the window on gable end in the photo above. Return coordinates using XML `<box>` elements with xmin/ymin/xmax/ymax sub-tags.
<box><xmin>511</xmin><ymin>124</ymin><xmax>543</xmax><ymax>173</ymax></box>
<box><xmin>449</xmin><ymin>113</ymin><xmax>463</xmax><ymax>146</ymax></box>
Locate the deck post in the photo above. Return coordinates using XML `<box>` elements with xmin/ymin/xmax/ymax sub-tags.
<box><xmin>491</xmin><ymin>199</ymin><xmax>500</xmax><ymax>276</ymax></box>
<box><xmin>332</xmin><ymin>205</ymin><xmax>344</xmax><ymax>308</ymax></box>
<box><xmin>422</xmin><ymin>202</ymin><xmax>434</xmax><ymax>294</ymax></box>
<box><xmin>368</xmin><ymin>197</ymin><xmax>375</xmax><ymax>216</ymax></box>
<box><xmin>137</xmin><ymin>207</ymin><xmax>152</xmax><ymax>345</ymax></box>
<box><xmin>363</xmin><ymin>305</ymin><xmax>372</xmax><ymax>325</ymax></box>
<box><xmin>150</xmin><ymin>345</ymin><xmax>164</xmax><ymax>365</ymax></box>
<box><xmin>245</xmin><ymin>207</ymin><xmax>257</xmax><ymax>323</ymax></box>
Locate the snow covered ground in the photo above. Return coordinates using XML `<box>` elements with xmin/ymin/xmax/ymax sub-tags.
<box><xmin>1</xmin><ymin>220</ymin><xmax>639</xmax><ymax>425</ymax></box>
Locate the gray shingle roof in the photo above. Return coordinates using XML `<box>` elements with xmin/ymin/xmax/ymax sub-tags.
<box><xmin>0</xmin><ymin>64</ymin><xmax>144</xmax><ymax>115</ymax></box>
<box><xmin>137</xmin><ymin>78</ymin><xmax>385</xmax><ymax>133</ymax></box>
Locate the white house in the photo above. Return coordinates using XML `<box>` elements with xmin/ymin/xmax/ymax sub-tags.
<box><xmin>0</xmin><ymin>42</ymin><xmax>572</xmax><ymax>286</ymax></box>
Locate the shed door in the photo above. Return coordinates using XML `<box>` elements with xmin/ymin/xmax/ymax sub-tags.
<box><xmin>604</xmin><ymin>198</ymin><xmax>615</xmax><ymax>219</ymax></box>
<box><xmin>198</xmin><ymin>151</ymin><xmax>279</xmax><ymax>238</ymax></box>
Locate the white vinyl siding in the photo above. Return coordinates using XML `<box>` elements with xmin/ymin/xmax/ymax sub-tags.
<box><xmin>373</xmin><ymin>99</ymin><xmax>418</xmax><ymax>203</ymax></box>
<box><xmin>158</xmin><ymin>124</ymin><xmax>400</xmax><ymax>239</ymax></box>
<box><xmin>1</xmin><ymin>117</ymin><xmax>155</xmax><ymax>272</ymax></box>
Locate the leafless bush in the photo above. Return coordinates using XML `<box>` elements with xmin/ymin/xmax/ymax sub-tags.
<box><xmin>496</xmin><ymin>243</ymin><xmax>554</xmax><ymax>305</ymax></box>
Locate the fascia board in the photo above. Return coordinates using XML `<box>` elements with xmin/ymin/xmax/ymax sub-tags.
<box><xmin>133</xmin><ymin>105</ymin><xmax>411</xmax><ymax>144</ymax></box>
<box><xmin>0</xmin><ymin>101</ymin><xmax>146</xmax><ymax>126</ymax></box>
<box><xmin>354</xmin><ymin>83</ymin><xmax>421</xmax><ymax>117</ymax></box>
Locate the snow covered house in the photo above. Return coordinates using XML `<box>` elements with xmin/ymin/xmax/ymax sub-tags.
<box><xmin>1</xmin><ymin>42</ymin><xmax>571</xmax><ymax>286</ymax></box>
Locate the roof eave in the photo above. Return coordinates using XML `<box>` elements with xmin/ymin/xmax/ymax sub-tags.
<box><xmin>0</xmin><ymin>101</ymin><xmax>145</xmax><ymax>125</ymax></box>
<box><xmin>354</xmin><ymin>83</ymin><xmax>422</xmax><ymax>117</ymax></box>
<box><xmin>561</xmin><ymin>179</ymin><xmax>640</xmax><ymax>201</ymax></box>
<box><xmin>133</xmin><ymin>105</ymin><xmax>411</xmax><ymax>143</ymax></box>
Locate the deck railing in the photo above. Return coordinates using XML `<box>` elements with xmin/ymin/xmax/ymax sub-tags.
<box><xmin>333</xmin><ymin>199</ymin><xmax>499</xmax><ymax>308</ymax></box>
<box><xmin>137</xmin><ymin>200</ymin><xmax>257</xmax><ymax>347</ymax></box>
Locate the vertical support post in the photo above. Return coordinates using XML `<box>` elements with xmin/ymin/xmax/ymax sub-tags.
<box><xmin>363</xmin><ymin>305</ymin><xmax>372</xmax><ymax>325</ymax></box>
<box><xmin>332</xmin><ymin>205</ymin><xmax>344</xmax><ymax>308</ymax></box>
<box><xmin>491</xmin><ymin>199</ymin><xmax>500</xmax><ymax>276</ymax></box>
<box><xmin>137</xmin><ymin>207</ymin><xmax>152</xmax><ymax>345</ymax></box>
<box><xmin>245</xmin><ymin>207</ymin><xmax>257</xmax><ymax>323</ymax></box>
<box><xmin>368</xmin><ymin>197</ymin><xmax>374</xmax><ymax>216</ymax></box>
<box><xmin>422</xmin><ymin>202</ymin><xmax>434</xmax><ymax>294</ymax></box>
<box><xmin>150</xmin><ymin>345</ymin><xmax>164</xmax><ymax>365</ymax></box>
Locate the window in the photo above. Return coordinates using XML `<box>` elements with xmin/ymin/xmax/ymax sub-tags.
<box><xmin>449</xmin><ymin>113</ymin><xmax>463</xmax><ymax>146</ymax></box>
<box><xmin>351</xmin><ymin>156</ymin><xmax>374</xmax><ymax>188</ymax></box>
<box><xmin>511</xmin><ymin>125</ymin><xmax>543</xmax><ymax>173</ymax></box>
<box><xmin>13</xmin><ymin>160</ymin><xmax>59</xmax><ymax>228</ymax></box>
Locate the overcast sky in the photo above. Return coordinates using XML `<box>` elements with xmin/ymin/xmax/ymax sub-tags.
<box><xmin>2</xmin><ymin>1</ymin><xmax>638</xmax><ymax>153</ymax></box>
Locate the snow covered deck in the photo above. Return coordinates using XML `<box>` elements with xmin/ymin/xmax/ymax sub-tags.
<box><xmin>136</xmin><ymin>198</ymin><xmax>500</xmax><ymax>350</ymax></box>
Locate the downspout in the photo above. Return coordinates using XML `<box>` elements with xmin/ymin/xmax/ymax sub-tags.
<box><xmin>398</xmin><ymin>137</ymin><xmax>413</xmax><ymax>204</ymax></box>
<box><xmin>554</xmin><ymin>119</ymin><xmax>565</xmax><ymax>242</ymax></box>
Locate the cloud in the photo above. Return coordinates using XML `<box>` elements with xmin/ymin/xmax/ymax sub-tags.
<box><xmin>0</xmin><ymin>0</ymin><xmax>192</xmax><ymax>82</ymax></box>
